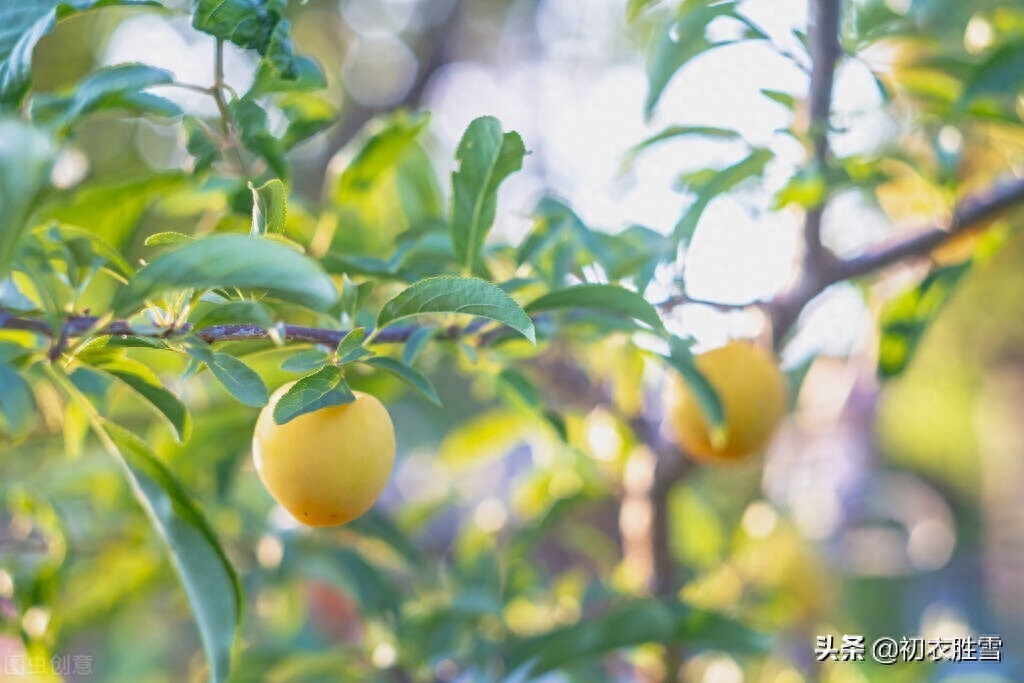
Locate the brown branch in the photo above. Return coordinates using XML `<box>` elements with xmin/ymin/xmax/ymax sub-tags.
<box><xmin>0</xmin><ymin>311</ymin><xmax>486</xmax><ymax>349</ymax></box>
<box><xmin>802</xmin><ymin>0</ymin><xmax>843</xmax><ymax>268</ymax></box>
<box><xmin>833</xmin><ymin>176</ymin><xmax>1024</xmax><ymax>281</ymax></box>
<box><xmin>771</xmin><ymin>174</ymin><xmax>1024</xmax><ymax>344</ymax></box>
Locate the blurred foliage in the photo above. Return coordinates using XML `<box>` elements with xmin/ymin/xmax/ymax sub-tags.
<box><xmin>0</xmin><ymin>0</ymin><xmax>1024</xmax><ymax>682</ymax></box>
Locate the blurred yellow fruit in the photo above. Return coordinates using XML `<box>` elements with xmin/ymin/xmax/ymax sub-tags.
<box><xmin>253</xmin><ymin>385</ymin><xmax>395</xmax><ymax>526</ymax></box>
<box><xmin>666</xmin><ymin>341</ymin><xmax>786</xmax><ymax>463</ymax></box>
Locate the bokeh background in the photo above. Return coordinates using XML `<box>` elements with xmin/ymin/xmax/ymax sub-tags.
<box><xmin>3</xmin><ymin>0</ymin><xmax>1024</xmax><ymax>681</ymax></box>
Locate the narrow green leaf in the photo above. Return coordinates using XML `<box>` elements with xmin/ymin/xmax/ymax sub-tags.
<box><xmin>662</xmin><ymin>337</ymin><xmax>725</xmax><ymax>432</ymax></box>
<box><xmin>209</xmin><ymin>353</ymin><xmax>269</xmax><ymax>407</ymax></box>
<box><xmin>30</xmin><ymin>63</ymin><xmax>179</xmax><ymax>130</ymax></box>
<box><xmin>878</xmin><ymin>262</ymin><xmax>972</xmax><ymax>378</ymax></box>
<box><xmin>401</xmin><ymin>326</ymin><xmax>435</xmax><ymax>365</ymax></box>
<box><xmin>114</xmin><ymin>234</ymin><xmax>337</xmax><ymax>315</ymax></box>
<box><xmin>0</xmin><ymin>362</ymin><xmax>35</xmax><ymax>436</ymax></box>
<box><xmin>249</xmin><ymin>178</ymin><xmax>287</xmax><ymax>236</ymax></box>
<box><xmin>50</xmin><ymin>365</ymin><xmax>241</xmax><ymax>683</ymax></box>
<box><xmin>506</xmin><ymin>599</ymin><xmax>766</xmax><ymax>674</ymax></box>
<box><xmin>103</xmin><ymin>422</ymin><xmax>241</xmax><ymax>683</ymax></box>
<box><xmin>645</xmin><ymin>1</ymin><xmax>744</xmax><ymax>118</ymax></box>
<box><xmin>498</xmin><ymin>368</ymin><xmax>540</xmax><ymax>407</ymax></box>
<box><xmin>98</xmin><ymin>358</ymin><xmax>192</xmax><ymax>442</ymax></box>
<box><xmin>377</xmin><ymin>276</ymin><xmax>535</xmax><ymax>343</ymax></box>
<box><xmin>673</xmin><ymin>148</ymin><xmax>773</xmax><ymax>244</ymax></box>
<box><xmin>450</xmin><ymin>116</ymin><xmax>526</xmax><ymax>273</ymax></box>
<box><xmin>272</xmin><ymin>365</ymin><xmax>354</xmax><ymax>425</ymax></box>
<box><xmin>278</xmin><ymin>93</ymin><xmax>336</xmax><ymax>149</ymax></box>
<box><xmin>526</xmin><ymin>284</ymin><xmax>664</xmax><ymax>330</ymax></box>
<box><xmin>628</xmin><ymin>125</ymin><xmax>741</xmax><ymax>161</ymax></box>
<box><xmin>35</xmin><ymin>173</ymin><xmax>186</xmax><ymax>249</ymax></box>
<box><xmin>334</xmin><ymin>111</ymin><xmax>429</xmax><ymax>202</ymax></box>
<box><xmin>365</xmin><ymin>356</ymin><xmax>441</xmax><ymax>406</ymax></box>
<box><xmin>0</xmin><ymin>0</ymin><xmax>159</xmax><ymax>106</ymax></box>
<box><xmin>0</xmin><ymin>119</ymin><xmax>55</xmax><ymax>278</ymax></box>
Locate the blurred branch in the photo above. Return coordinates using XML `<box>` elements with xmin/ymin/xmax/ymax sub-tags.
<box><xmin>833</xmin><ymin>176</ymin><xmax>1024</xmax><ymax>280</ymax></box>
<box><xmin>802</xmin><ymin>0</ymin><xmax>842</xmax><ymax>268</ymax></box>
<box><xmin>770</xmin><ymin>174</ymin><xmax>1024</xmax><ymax>343</ymax></box>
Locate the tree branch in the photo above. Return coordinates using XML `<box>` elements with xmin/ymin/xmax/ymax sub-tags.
<box><xmin>802</xmin><ymin>0</ymin><xmax>842</xmax><ymax>268</ymax></box>
<box><xmin>0</xmin><ymin>311</ymin><xmax>488</xmax><ymax>349</ymax></box>
<box><xmin>771</xmin><ymin>174</ymin><xmax>1024</xmax><ymax>344</ymax></box>
<box><xmin>833</xmin><ymin>176</ymin><xmax>1024</xmax><ymax>281</ymax></box>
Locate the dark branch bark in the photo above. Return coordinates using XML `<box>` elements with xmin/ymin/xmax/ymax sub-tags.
<box><xmin>833</xmin><ymin>176</ymin><xmax>1024</xmax><ymax>281</ymax></box>
<box><xmin>0</xmin><ymin>311</ymin><xmax>484</xmax><ymax>348</ymax></box>
<box><xmin>771</xmin><ymin>174</ymin><xmax>1024</xmax><ymax>344</ymax></box>
<box><xmin>802</xmin><ymin>0</ymin><xmax>842</xmax><ymax>268</ymax></box>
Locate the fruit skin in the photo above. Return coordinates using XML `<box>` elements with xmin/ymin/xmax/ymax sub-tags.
<box><xmin>665</xmin><ymin>341</ymin><xmax>786</xmax><ymax>463</ymax></box>
<box><xmin>253</xmin><ymin>385</ymin><xmax>396</xmax><ymax>527</ymax></box>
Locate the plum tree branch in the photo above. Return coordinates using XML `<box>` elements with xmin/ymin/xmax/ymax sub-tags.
<box><xmin>771</xmin><ymin>174</ymin><xmax>1024</xmax><ymax>343</ymax></box>
<box><xmin>0</xmin><ymin>310</ymin><xmax>486</xmax><ymax>348</ymax></box>
<box><xmin>802</xmin><ymin>0</ymin><xmax>842</xmax><ymax>269</ymax></box>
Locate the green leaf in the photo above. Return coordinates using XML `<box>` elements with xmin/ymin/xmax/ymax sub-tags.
<box><xmin>97</xmin><ymin>357</ymin><xmax>192</xmax><ymax>442</ymax></box>
<box><xmin>272</xmin><ymin>365</ymin><xmax>354</xmax><ymax>425</ymax></box>
<box><xmin>365</xmin><ymin>356</ymin><xmax>441</xmax><ymax>406</ymax></box>
<box><xmin>50</xmin><ymin>365</ymin><xmax>240</xmax><ymax>683</ymax></box>
<box><xmin>30</xmin><ymin>63</ymin><xmax>180</xmax><ymax>131</ymax></box>
<box><xmin>0</xmin><ymin>362</ymin><xmax>35</xmax><ymax>436</ymax></box>
<box><xmin>627</xmin><ymin>0</ymin><xmax>662</xmax><ymax>21</ymax></box>
<box><xmin>280</xmin><ymin>348</ymin><xmax>330</xmax><ymax>372</ymax></box>
<box><xmin>278</xmin><ymin>93</ymin><xmax>336</xmax><ymax>149</ymax></box>
<box><xmin>192</xmin><ymin>0</ymin><xmax>287</xmax><ymax>55</ymax></box>
<box><xmin>450</xmin><ymin>116</ymin><xmax>527</xmax><ymax>273</ymax></box>
<box><xmin>145</xmin><ymin>231</ymin><xmax>194</xmax><ymax>247</ymax></box>
<box><xmin>506</xmin><ymin>599</ymin><xmax>766</xmax><ymax>674</ymax></box>
<box><xmin>35</xmin><ymin>173</ymin><xmax>186</xmax><ymax>249</ymax></box>
<box><xmin>249</xmin><ymin>178</ymin><xmax>287</xmax><ymax>236</ymax></box>
<box><xmin>627</xmin><ymin>125</ymin><xmax>741</xmax><ymax>161</ymax></box>
<box><xmin>192</xmin><ymin>300</ymin><xmax>273</xmax><ymax>330</ymax></box>
<box><xmin>498</xmin><ymin>368</ymin><xmax>540</xmax><ymax>407</ymax></box>
<box><xmin>0</xmin><ymin>119</ymin><xmax>55</xmax><ymax>278</ymax></box>
<box><xmin>184</xmin><ymin>116</ymin><xmax>219</xmax><ymax>173</ymax></box>
<box><xmin>645</xmin><ymin>1</ymin><xmax>745</xmax><ymax>118</ymax></box>
<box><xmin>103</xmin><ymin>422</ymin><xmax>241</xmax><ymax>683</ymax></box>
<box><xmin>209</xmin><ymin>353</ymin><xmax>268</xmax><ymax>407</ymax></box>
<box><xmin>250</xmin><ymin>54</ymin><xmax>326</xmax><ymax>97</ymax></box>
<box><xmin>114</xmin><ymin>234</ymin><xmax>337</xmax><ymax>315</ymax></box>
<box><xmin>662</xmin><ymin>337</ymin><xmax>725</xmax><ymax>434</ymax></box>
<box><xmin>0</xmin><ymin>0</ymin><xmax>159</xmax><ymax>106</ymax></box>
<box><xmin>40</xmin><ymin>223</ymin><xmax>133</xmax><ymax>279</ymax></box>
<box><xmin>334</xmin><ymin>111</ymin><xmax>429</xmax><ymax>203</ymax></box>
<box><xmin>401</xmin><ymin>325</ymin><xmax>435</xmax><ymax>365</ymax></box>
<box><xmin>517</xmin><ymin>197</ymin><xmax>583</xmax><ymax>267</ymax></box>
<box><xmin>335</xmin><ymin>327</ymin><xmax>366</xmax><ymax>362</ymax></box>
<box><xmin>878</xmin><ymin>262</ymin><xmax>972</xmax><ymax>378</ymax></box>
<box><xmin>228</xmin><ymin>98</ymin><xmax>288</xmax><ymax>179</ymax></box>
<box><xmin>377</xmin><ymin>276</ymin><xmax>535</xmax><ymax>343</ymax></box>
<box><xmin>674</xmin><ymin>148</ymin><xmax>773</xmax><ymax>244</ymax></box>
<box><xmin>960</xmin><ymin>41</ymin><xmax>1024</xmax><ymax>107</ymax></box>
<box><xmin>525</xmin><ymin>284</ymin><xmax>664</xmax><ymax>330</ymax></box>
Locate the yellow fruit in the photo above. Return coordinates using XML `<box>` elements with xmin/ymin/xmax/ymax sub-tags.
<box><xmin>665</xmin><ymin>341</ymin><xmax>786</xmax><ymax>463</ymax></box>
<box><xmin>253</xmin><ymin>385</ymin><xmax>396</xmax><ymax>526</ymax></box>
